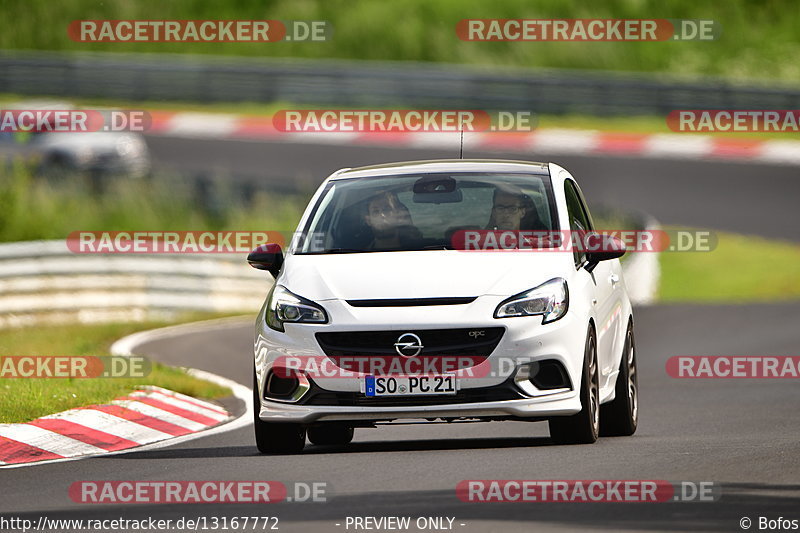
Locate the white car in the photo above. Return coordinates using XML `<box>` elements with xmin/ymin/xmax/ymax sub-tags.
<box><xmin>249</xmin><ymin>159</ymin><xmax>638</xmax><ymax>453</ymax></box>
<box><xmin>0</xmin><ymin>102</ymin><xmax>150</xmax><ymax>179</ymax></box>
<box><xmin>33</xmin><ymin>130</ymin><xmax>150</xmax><ymax>179</ymax></box>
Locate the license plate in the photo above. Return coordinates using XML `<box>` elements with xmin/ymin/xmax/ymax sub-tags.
<box><xmin>364</xmin><ymin>375</ymin><xmax>457</xmax><ymax>397</ymax></box>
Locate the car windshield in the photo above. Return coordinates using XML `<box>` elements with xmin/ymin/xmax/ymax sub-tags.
<box><xmin>292</xmin><ymin>172</ymin><xmax>559</xmax><ymax>254</ymax></box>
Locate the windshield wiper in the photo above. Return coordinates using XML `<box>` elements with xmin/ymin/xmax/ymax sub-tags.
<box><xmin>304</xmin><ymin>246</ymin><xmax>450</xmax><ymax>254</ymax></box>
<box><xmin>305</xmin><ymin>248</ymin><xmax>371</xmax><ymax>254</ymax></box>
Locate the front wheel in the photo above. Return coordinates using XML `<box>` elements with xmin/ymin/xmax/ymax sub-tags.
<box><xmin>600</xmin><ymin>321</ymin><xmax>638</xmax><ymax>437</ymax></box>
<box><xmin>548</xmin><ymin>326</ymin><xmax>600</xmax><ymax>445</ymax></box>
<box><xmin>253</xmin><ymin>371</ymin><xmax>306</xmax><ymax>454</ymax></box>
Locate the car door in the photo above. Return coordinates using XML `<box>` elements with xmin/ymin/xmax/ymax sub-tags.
<box><xmin>564</xmin><ymin>179</ymin><xmax>620</xmax><ymax>390</ymax></box>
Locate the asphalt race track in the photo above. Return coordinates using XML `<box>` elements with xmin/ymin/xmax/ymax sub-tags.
<box><xmin>1</xmin><ymin>139</ymin><xmax>799</xmax><ymax>532</ymax></box>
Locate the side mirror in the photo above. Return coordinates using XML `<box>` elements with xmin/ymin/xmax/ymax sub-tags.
<box><xmin>247</xmin><ymin>243</ymin><xmax>284</xmax><ymax>278</ymax></box>
<box><xmin>585</xmin><ymin>234</ymin><xmax>626</xmax><ymax>271</ymax></box>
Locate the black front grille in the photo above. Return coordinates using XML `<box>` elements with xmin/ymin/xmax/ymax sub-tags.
<box><xmin>315</xmin><ymin>327</ymin><xmax>505</xmax><ymax>358</ymax></box>
<box><xmin>346</xmin><ymin>297</ymin><xmax>476</xmax><ymax>307</ymax></box>
<box><xmin>531</xmin><ymin>360</ymin><xmax>572</xmax><ymax>390</ymax></box>
<box><xmin>264</xmin><ymin>371</ymin><xmax>298</xmax><ymax>399</ymax></box>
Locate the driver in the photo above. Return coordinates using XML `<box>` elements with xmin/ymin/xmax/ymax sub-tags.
<box><xmin>485</xmin><ymin>185</ymin><xmax>553</xmax><ymax>249</ymax></box>
<box><xmin>487</xmin><ymin>185</ymin><xmax>528</xmax><ymax>231</ymax></box>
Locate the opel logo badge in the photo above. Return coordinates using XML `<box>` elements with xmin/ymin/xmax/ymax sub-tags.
<box><xmin>394</xmin><ymin>333</ymin><xmax>423</xmax><ymax>357</ymax></box>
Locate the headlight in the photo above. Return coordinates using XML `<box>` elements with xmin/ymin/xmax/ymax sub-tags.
<box><xmin>265</xmin><ymin>285</ymin><xmax>328</xmax><ymax>332</ymax></box>
<box><xmin>494</xmin><ymin>278</ymin><xmax>568</xmax><ymax>324</ymax></box>
<box><xmin>116</xmin><ymin>138</ymin><xmax>133</xmax><ymax>156</ymax></box>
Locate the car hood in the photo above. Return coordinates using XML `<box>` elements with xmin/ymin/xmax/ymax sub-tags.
<box><xmin>279</xmin><ymin>250</ymin><xmax>573</xmax><ymax>301</ymax></box>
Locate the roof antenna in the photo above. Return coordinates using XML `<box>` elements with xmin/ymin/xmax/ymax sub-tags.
<box><xmin>459</xmin><ymin>122</ymin><xmax>464</xmax><ymax>159</ymax></box>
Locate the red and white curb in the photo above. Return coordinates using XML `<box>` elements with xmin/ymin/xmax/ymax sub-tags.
<box><xmin>147</xmin><ymin>111</ymin><xmax>800</xmax><ymax>166</ymax></box>
<box><xmin>0</xmin><ymin>317</ymin><xmax>252</xmax><ymax>469</ymax></box>
<box><xmin>0</xmin><ymin>387</ymin><xmax>228</xmax><ymax>466</ymax></box>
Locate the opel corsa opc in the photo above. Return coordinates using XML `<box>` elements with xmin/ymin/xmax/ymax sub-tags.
<box><xmin>249</xmin><ymin>160</ymin><xmax>638</xmax><ymax>453</ymax></box>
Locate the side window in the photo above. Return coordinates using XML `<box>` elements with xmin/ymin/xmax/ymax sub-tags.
<box><xmin>564</xmin><ymin>180</ymin><xmax>591</xmax><ymax>266</ymax></box>
<box><xmin>571</xmin><ymin>181</ymin><xmax>595</xmax><ymax>232</ymax></box>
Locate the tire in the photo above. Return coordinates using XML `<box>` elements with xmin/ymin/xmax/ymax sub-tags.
<box><xmin>600</xmin><ymin>321</ymin><xmax>638</xmax><ymax>437</ymax></box>
<box><xmin>252</xmin><ymin>371</ymin><xmax>306</xmax><ymax>454</ymax></box>
<box><xmin>39</xmin><ymin>154</ymin><xmax>78</xmax><ymax>181</ymax></box>
<box><xmin>307</xmin><ymin>424</ymin><xmax>354</xmax><ymax>446</ymax></box>
<box><xmin>549</xmin><ymin>326</ymin><xmax>600</xmax><ymax>445</ymax></box>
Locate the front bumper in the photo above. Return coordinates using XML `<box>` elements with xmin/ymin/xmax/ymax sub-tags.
<box><xmin>257</xmin><ymin>392</ymin><xmax>581</xmax><ymax>423</ymax></box>
<box><xmin>254</xmin><ymin>295</ymin><xmax>587</xmax><ymax>423</ymax></box>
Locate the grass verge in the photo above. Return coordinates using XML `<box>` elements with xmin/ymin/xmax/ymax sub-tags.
<box><xmin>659</xmin><ymin>230</ymin><xmax>800</xmax><ymax>303</ymax></box>
<box><xmin>1</xmin><ymin>0</ymin><xmax>799</xmax><ymax>83</ymax></box>
<box><xmin>0</xmin><ymin>162</ymin><xmax>307</xmax><ymax>242</ymax></box>
<box><xmin>0</xmin><ymin>313</ymin><xmax>238</xmax><ymax>424</ymax></box>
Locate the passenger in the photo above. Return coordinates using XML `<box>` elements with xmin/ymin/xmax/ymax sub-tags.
<box><xmin>364</xmin><ymin>191</ymin><xmax>420</xmax><ymax>250</ymax></box>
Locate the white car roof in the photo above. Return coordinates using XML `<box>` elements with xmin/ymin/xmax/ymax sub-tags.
<box><xmin>329</xmin><ymin>159</ymin><xmax>551</xmax><ymax>180</ymax></box>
